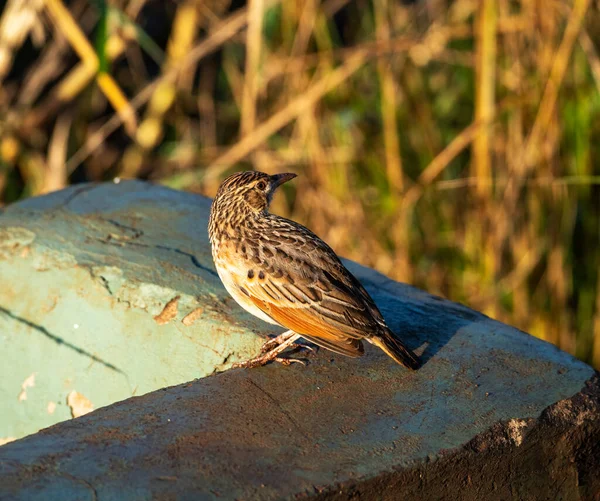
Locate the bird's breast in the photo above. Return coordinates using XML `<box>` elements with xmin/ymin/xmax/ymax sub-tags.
<box><xmin>213</xmin><ymin>243</ymin><xmax>280</xmax><ymax>326</ymax></box>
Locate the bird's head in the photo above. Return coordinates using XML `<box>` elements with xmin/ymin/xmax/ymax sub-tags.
<box><xmin>213</xmin><ymin>170</ymin><xmax>297</xmax><ymax>215</ymax></box>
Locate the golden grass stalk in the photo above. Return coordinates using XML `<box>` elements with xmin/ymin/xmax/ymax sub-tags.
<box><xmin>240</xmin><ymin>0</ymin><xmax>264</xmax><ymax>139</ymax></box>
<box><xmin>65</xmin><ymin>5</ymin><xmax>254</xmax><ymax>174</ymax></box>
<box><xmin>402</xmin><ymin>120</ymin><xmax>484</xmax><ymax>209</ymax></box>
<box><xmin>265</xmin><ymin>35</ymin><xmax>430</xmax><ymax>79</ymax></box>
<box><xmin>374</xmin><ymin>0</ymin><xmax>412</xmax><ymax>282</ymax></box>
<box><xmin>579</xmin><ymin>29</ymin><xmax>600</xmax><ymax>93</ymax></box>
<box><xmin>434</xmin><ymin>175</ymin><xmax>600</xmax><ymax>190</ymax></box>
<box><xmin>472</xmin><ymin>0</ymin><xmax>496</xmax><ymax>198</ymax></box>
<box><xmin>21</xmin><ymin>33</ymin><xmax>126</xmax><ymax>132</ymax></box>
<box><xmin>56</xmin><ymin>34</ymin><xmax>126</xmax><ymax>101</ymax></box>
<box><xmin>524</xmin><ymin>0</ymin><xmax>591</xmax><ymax>169</ymax></box>
<box><xmin>201</xmin><ymin>49</ymin><xmax>369</xmax><ymax>182</ymax></box>
<box><xmin>289</xmin><ymin>0</ymin><xmax>319</xmax><ymax>58</ymax></box>
<box><xmin>0</xmin><ymin>0</ymin><xmax>46</xmax><ymax>82</ymax></box>
<box><xmin>44</xmin><ymin>0</ymin><xmax>137</xmax><ymax>136</ymax></box>
<box><xmin>375</xmin><ymin>0</ymin><xmax>404</xmax><ymax>194</ymax></box>
<box><xmin>133</xmin><ymin>0</ymin><xmax>198</xmax><ymax>155</ymax></box>
<box><xmin>43</xmin><ymin>112</ymin><xmax>72</xmax><ymax>193</ymax></box>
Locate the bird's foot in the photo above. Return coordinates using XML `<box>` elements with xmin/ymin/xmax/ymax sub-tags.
<box><xmin>260</xmin><ymin>332</ymin><xmax>317</xmax><ymax>355</ymax></box>
<box><xmin>232</xmin><ymin>354</ymin><xmax>306</xmax><ymax>369</ymax></box>
<box><xmin>233</xmin><ymin>331</ymin><xmax>308</xmax><ymax>368</ymax></box>
<box><xmin>261</xmin><ymin>341</ymin><xmax>316</xmax><ymax>355</ymax></box>
<box><xmin>259</xmin><ymin>331</ymin><xmax>296</xmax><ymax>353</ymax></box>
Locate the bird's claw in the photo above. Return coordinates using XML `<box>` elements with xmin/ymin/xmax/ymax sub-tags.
<box><xmin>297</xmin><ymin>344</ymin><xmax>317</xmax><ymax>354</ymax></box>
<box><xmin>274</xmin><ymin>357</ymin><xmax>306</xmax><ymax>366</ymax></box>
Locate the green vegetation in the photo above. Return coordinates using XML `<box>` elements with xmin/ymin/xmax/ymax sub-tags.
<box><xmin>1</xmin><ymin>0</ymin><xmax>599</xmax><ymax>368</ymax></box>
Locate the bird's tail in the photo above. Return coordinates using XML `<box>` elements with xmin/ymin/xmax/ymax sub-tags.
<box><xmin>371</xmin><ymin>328</ymin><xmax>421</xmax><ymax>370</ymax></box>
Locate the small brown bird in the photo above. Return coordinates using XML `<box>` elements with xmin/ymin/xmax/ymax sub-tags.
<box><xmin>208</xmin><ymin>171</ymin><xmax>421</xmax><ymax>370</ymax></box>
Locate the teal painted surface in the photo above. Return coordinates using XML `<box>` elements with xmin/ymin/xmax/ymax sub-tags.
<box><xmin>0</xmin><ymin>182</ymin><xmax>266</xmax><ymax>441</ymax></box>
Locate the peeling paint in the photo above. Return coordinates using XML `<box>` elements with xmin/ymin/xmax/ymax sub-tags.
<box><xmin>107</xmin><ymin>281</ymin><xmax>175</xmax><ymax>312</ymax></box>
<box><xmin>47</xmin><ymin>401</ymin><xmax>56</xmax><ymax>414</ymax></box>
<box><xmin>31</xmin><ymin>246</ymin><xmax>77</xmax><ymax>271</ymax></box>
<box><xmin>17</xmin><ymin>373</ymin><xmax>36</xmax><ymax>402</ymax></box>
<box><xmin>182</xmin><ymin>307</ymin><xmax>204</xmax><ymax>326</ymax></box>
<box><xmin>67</xmin><ymin>391</ymin><xmax>94</xmax><ymax>418</ymax></box>
<box><xmin>90</xmin><ymin>267</ymin><xmax>207</xmax><ymax>324</ymax></box>
<box><xmin>137</xmin><ymin>283</ymin><xmax>180</xmax><ymax>313</ymax></box>
<box><xmin>40</xmin><ymin>296</ymin><xmax>59</xmax><ymax>313</ymax></box>
<box><xmin>0</xmin><ymin>227</ymin><xmax>35</xmax><ymax>259</ymax></box>
<box><xmin>154</xmin><ymin>296</ymin><xmax>181</xmax><ymax>325</ymax></box>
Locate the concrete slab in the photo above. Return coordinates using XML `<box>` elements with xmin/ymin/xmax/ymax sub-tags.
<box><xmin>0</xmin><ymin>181</ymin><xmax>598</xmax><ymax>499</ymax></box>
<box><xmin>0</xmin><ymin>181</ymin><xmax>267</xmax><ymax>440</ymax></box>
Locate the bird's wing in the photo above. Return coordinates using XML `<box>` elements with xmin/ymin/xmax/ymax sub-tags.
<box><xmin>246</xmin><ymin>295</ymin><xmax>364</xmax><ymax>357</ymax></box>
<box><xmin>228</xmin><ymin>217</ymin><xmax>388</xmax><ymax>357</ymax></box>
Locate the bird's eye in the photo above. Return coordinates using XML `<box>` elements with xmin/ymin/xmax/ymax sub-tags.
<box><xmin>256</xmin><ymin>181</ymin><xmax>267</xmax><ymax>190</ymax></box>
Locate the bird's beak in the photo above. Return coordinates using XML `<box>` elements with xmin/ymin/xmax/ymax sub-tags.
<box><xmin>270</xmin><ymin>173</ymin><xmax>297</xmax><ymax>189</ymax></box>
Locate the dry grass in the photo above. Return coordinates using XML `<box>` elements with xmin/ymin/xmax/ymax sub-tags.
<box><xmin>1</xmin><ymin>0</ymin><xmax>599</xmax><ymax>368</ymax></box>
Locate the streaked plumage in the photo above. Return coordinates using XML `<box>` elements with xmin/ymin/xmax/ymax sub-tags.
<box><xmin>208</xmin><ymin>171</ymin><xmax>421</xmax><ymax>369</ymax></box>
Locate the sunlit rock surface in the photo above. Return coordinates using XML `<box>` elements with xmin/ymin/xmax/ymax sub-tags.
<box><xmin>0</xmin><ymin>181</ymin><xmax>598</xmax><ymax>500</ymax></box>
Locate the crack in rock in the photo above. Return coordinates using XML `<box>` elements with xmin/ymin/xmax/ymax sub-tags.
<box><xmin>0</xmin><ymin>305</ymin><xmax>125</xmax><ymax>375</ymax></box>
<box><xmin>53</xmin><ymin>184</ymin><xmax>100</xmax><ymax>212</ymax></box>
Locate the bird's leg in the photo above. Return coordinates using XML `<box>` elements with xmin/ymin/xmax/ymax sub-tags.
<box><xmin>233</xmin><ymin>332</ymin><xmax>304</xmax><ymax>368</ymax></box>
<box><xmin>260</xmin><ymin>330</ymin><xmax>297</xmax><ymax>353</ymax></box>
<box><xmin>260</xmin><ymin>330</ymin><xmax>317</xmax><ymax>355</ymax></box>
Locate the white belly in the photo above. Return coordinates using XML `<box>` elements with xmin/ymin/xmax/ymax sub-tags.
<box><xmin>214</xmin><ymin>258</ymin><xmax>280</xmax><ymax>326</ymax></box>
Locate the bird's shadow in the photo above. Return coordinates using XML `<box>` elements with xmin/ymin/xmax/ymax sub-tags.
<box><xmin>369</xmin><ymin>286</ymin><xmax>481</xmax><ymax>366</ymax></box>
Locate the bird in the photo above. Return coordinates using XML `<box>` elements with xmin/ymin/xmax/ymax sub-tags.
<box><xmin>208</xmin><ymin>171</ymin><xmax>421</xmax><ymax>370</ymax></box>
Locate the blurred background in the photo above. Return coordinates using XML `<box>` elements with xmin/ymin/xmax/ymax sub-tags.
<box><xmin>0</xmin><ymin>0</ymin><xmax>598</xmax><ymax>369</ymax></box>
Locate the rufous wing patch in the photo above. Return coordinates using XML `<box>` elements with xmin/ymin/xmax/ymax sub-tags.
<box><xmin>247</xmin><ymin>295</ymin><xmax>364</xmax><ymax>357</ymax></box>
